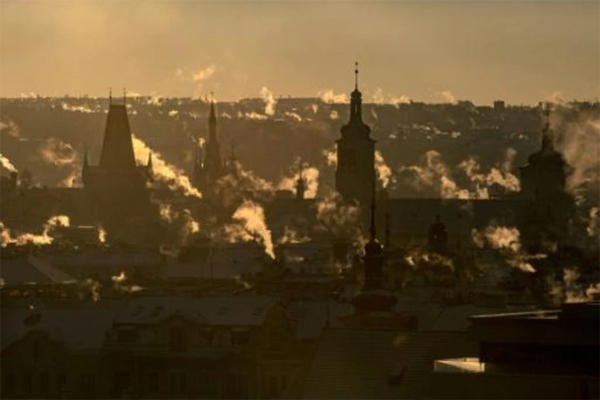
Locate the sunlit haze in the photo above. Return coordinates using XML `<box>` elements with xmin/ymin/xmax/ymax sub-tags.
<box><xmin>1</xmin><ymin>0</ymin><xmax>598</xmax><ymax>104</ymax></box>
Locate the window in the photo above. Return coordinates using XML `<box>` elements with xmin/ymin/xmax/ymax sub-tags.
<box><xmin>169</xmin><ymin>327</ymin><xmax>187</xmax><ymax>351</ymax></box>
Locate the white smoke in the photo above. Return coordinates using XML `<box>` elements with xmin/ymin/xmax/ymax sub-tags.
<box><xmin>192</xmin><ymin>64</ymin><xmax>217</xmax><ymax>84</ymax></box>
<box><xmin>231</xmin><ymin>199</ymin><xmax>275</xmax><ymax>259</ymax></box>
<box><xmin>390</xmin><ymin>95</ymin><xmax>411</xmax><ymax>108</ymax></box>
<box><xmin>285</xmin><ymin>111</ymin><xmax>302</xmax><ymax>122</ymax></box>
<box><xmin>131</xmin><ymin>134</ymin><xmax>201</xmax><ymax>198</ymax></box>
<box><xmin>37</xmin><ymin>138</ymin><xmax>81</xmax><ymax>187</ymax></box>
<box><xmin>472</xmin><ymin>225</ymin><xmax>536</xmax><ymax>273</ymax></box>
<box><xmin>277</xmin><ymin>158</ymin><xmax>320</xmax><ymax>198</ymax></box>
<box><xmin>322</xmin><ymin>146</ymin><xmax>337</xmax><ymax>167</ymax></box>
<box><xmin>61</xmin><ymin>102</ymin><xmax>94</xmax><ymax>113</ymax></box>
<box><xmin>0</xmin><ymin>153</ymin><xmax>17</xmax><ymax>173</ymax></box>
<box><xmin>372</xmin><ymin>88</ymin><xmax>385</xmax><ymax>105</ymax></box>
<box><xmin>436</xmin><ymin>91</ymin><xmax>458</xmax><ymax>105</ymax></box>
<box><xmin>1</xmin><ymin>215</ymin><xmax>70</xmax><ymax>247</ymax></box>
<box><xmin>0</xmin><ymin>119</ymin><xmax>22</xmax><ymax>139</ymax></box>
<box><xmin>260</xmin><ymin>87</ymin><xmax>277</xmax><ymax>116</ymax></box>
<box><xmin>244</xmin><ymin>112</ymin><xmax>268</xmax><ymax>121</ymax></box>
<box><xmin>315</xmin><ymin>193</ymin><xmax>364</xmax><ymax>251</ymax></box>
<box><xmin>374</xmin><ymin>150</ymin><xmax>392</xmax><ymax>188</ymax></box>
<box><xmin>318</xmin><ymin>90</ymin><xmax>349</xmax><ymax>104</ymax></box>
<box><xmin>277</xmin><ymin>226</ymin><xmax>311</xmax><ymax>245</ymax></box>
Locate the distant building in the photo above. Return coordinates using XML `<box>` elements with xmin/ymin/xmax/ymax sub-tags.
<box><xmin>432</xmin><ymin>302</ymin><xmax>600</xmax><ymax>399</ymax></box>
<box><xmin>518</xmin><ymin>103</ymin><xmax>576</xmax><ymax>252</ymax></box>
<box><xmin>493</xmin><ymin>100</ymin><xmax>505</xmax><ymax>111</ymax></box>
<box><xmin>335</xmin><ymin>64</ymin><xmax>375</xmax><ymax>209</ymax></box>
<box><xmin>194</xmin><ymin>95</ymin><xmax>225</xmax><ymax>200</ymax></box>
<box><xmin>82</xmin><ymin>95</ymin><xmax>158</xmax><ymax>245</ymax></box>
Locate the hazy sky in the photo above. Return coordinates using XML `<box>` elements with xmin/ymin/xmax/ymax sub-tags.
<box><xmin>1</xmin><ymin>0</ymin><xmax>598</xmax><ymax>104</ymax></box>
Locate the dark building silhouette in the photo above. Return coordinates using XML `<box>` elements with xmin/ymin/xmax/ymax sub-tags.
<box><xmin>82</xmin><ymin>93</ymin><xmax>156</xmax><ymax>244</ymax></box>
<box><xmin>353</xmin><ymin>185</ymin><xmax>396</xmax><ymax>314</ymax></box>
<box><xmin>335</xmin><ymin>63</ymin><xmax>375</xmax><ymax>208</ymax></box>
<box><xmin>432</xmin><ymin>302</ymin><xmax>600</xmax><ymax>399</ymax></box>
<box><xmin>428</xmin><ymin>214</ymin><xmax>449</xmax><ymax>253</ymax></box>
<box><xmin>194</xmin><ymin>94</ymin><xmax>225</xmax><ymax>199</ymax></box>
<box><xmin>296</xmin><ymin>163</ymin><xmax>306</xmax><ymax>200</ymax></box>
<box><xmin>518</xmin><ymin>103</ymin><xmax>575</xmax><ymax>252</ymax></box>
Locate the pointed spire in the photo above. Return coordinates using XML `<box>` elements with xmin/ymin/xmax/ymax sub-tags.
<box><xmin>147</xmin><ymin>152</ymin><xmax>153</xmax><ymax>169</ymax></box>
<box><xmin>355</xmin><ymin>61</ymin><xmax>359</xmax><ymax>90</ymax></box>
<box><xmin>109</xmin><ymin>87</ymin><xmax>112</xmax><ymax>105</ymax></box>
<box><xmin>123</xmin><ymin>88</ymin><xmax>126</xmax><ymax>106</ymax></box>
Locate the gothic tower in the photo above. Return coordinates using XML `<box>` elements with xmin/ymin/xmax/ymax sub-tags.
<box><xmin>335</xmin><ymin>63</ymin><xmax>375</xmax><ymax>207</ymax></box>
<box><xmin>194</xmin><ymin>94</ymin><xmax>224</xmax><ymax>197</ymax></box>
<box><xmin>82</xmin><ymin>90</ymin><xmax>157</xmax><ymax>244</ymax></box>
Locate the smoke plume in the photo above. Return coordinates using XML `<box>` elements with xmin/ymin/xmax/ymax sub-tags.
<box><xmin>0</xmin><ymin>153</ymin><xmax>18</xmax><ymax>173</ymax></box>
<box><xmin>231</xmin><ymin>200</ymin><xmax>275</xmax><ymax>259</ymax></box>
<box><xmin>132</xmin><ymin>134</ymin><xmax>201</xmax><ymax>198</ymax></box>
<box><xmin>260</xmin><ymin>87</ymin><xmax>277</xmax><ymax>116</ymax></box>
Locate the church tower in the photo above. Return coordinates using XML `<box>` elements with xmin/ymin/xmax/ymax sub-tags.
<box><xmin>194</xmin><ymin>94</ymin><xmax>224</xmax><ymax>197</ymax></box>
<box><xmin>518</xmin><ymin>103</ymin><xmax>575</xmax><ymax>252</ymax></box>
<box><xmin>335</xmin><ymin>63</ymin><xmax>375</xmax><ymax>207</ymax></box>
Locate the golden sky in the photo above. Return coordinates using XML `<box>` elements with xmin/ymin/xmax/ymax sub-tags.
<box><xmin>1</xmin><ymin>0</ymin><xmax>598</xmax><ymax>104</ymax></box>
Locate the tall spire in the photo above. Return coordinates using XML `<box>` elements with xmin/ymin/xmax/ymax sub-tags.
<box><xmin>109</xmin><ymin>87</ymin><xmax>112</xmax><ymax>105</ymax></box>
<box><xmin>541</xmin><ymin>102</ymin><xmax>554</xmax><ymax>150</ymax></box>
<box><xmin>123</xmin><ymin>88</ymin><xmax>126</xmax><ymax>106</ymax></box>
<box><xmin>349</xmin><ymin>61</ymin><xmax>363</xmax><ymax>123</ymax></box>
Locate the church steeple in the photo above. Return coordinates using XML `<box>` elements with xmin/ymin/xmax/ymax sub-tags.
<box><xmin>363</xmin><ymin>182</ymin><xmax>383</xmax><ymax>290</ymax></box>
<box><xmin>350</xmin><ymin>61</ymin><xmax>364</xmax><ymax>123</ymax></box>
<box><xmin>335</xmin><ymin>62</ymin><xmax>375</xmax><ymax>207</ymax></box>
<box><xmin>541</xmin><ymin>102</ymin><xmax>554</xmax><ymax>151</ymax></box>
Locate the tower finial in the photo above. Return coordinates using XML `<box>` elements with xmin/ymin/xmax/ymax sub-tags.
<box><xmin>355</xmin><ymin>61</ymin><xmax>359</xmax><ymax>90</ymax></box>
<box><xmin>109</xmin><ymin>87</ymin><xmax>112</xmax><ymax>105</ymax></box>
